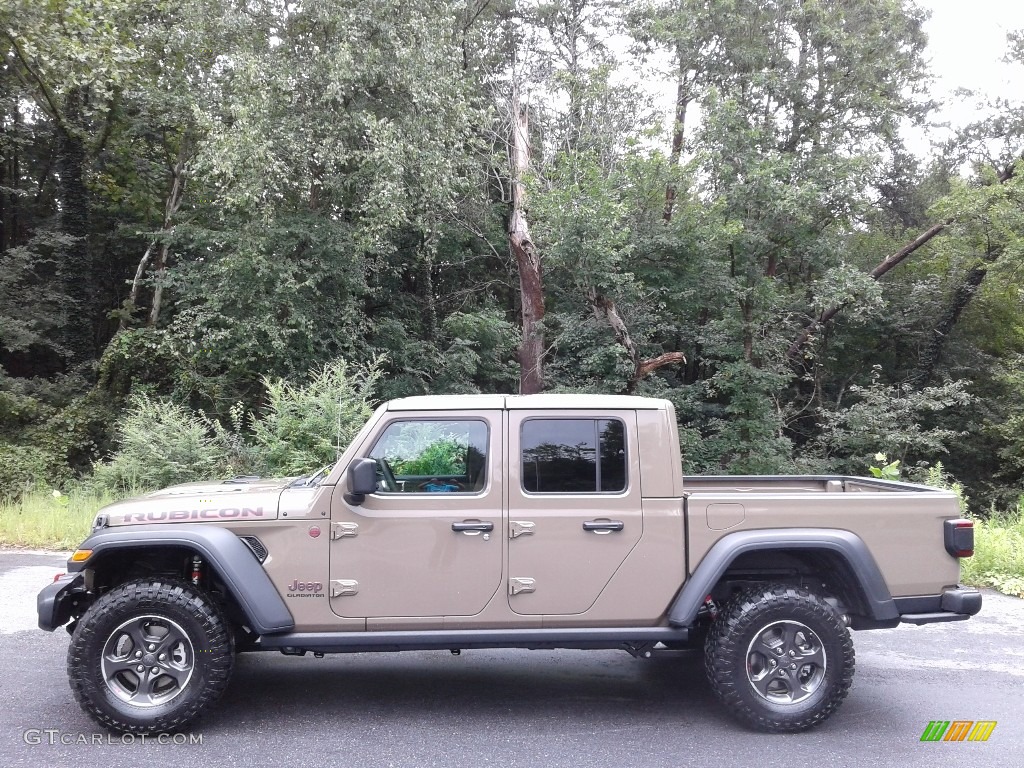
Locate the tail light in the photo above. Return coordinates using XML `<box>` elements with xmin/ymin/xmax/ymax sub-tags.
<box><xmin>944</xmin><ymin>519</ymin><xmax>974</xmax><ymax>558</ymax></box>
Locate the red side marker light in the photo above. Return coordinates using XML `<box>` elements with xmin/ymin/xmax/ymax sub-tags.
<box><xmin>955</xmin><ymin>521</ymin><xmax>974</xmax><ymax>557</ymax></box>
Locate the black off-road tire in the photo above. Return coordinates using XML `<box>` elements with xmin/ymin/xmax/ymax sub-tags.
<box><xmin>68</xmin><ymin>578</ymin><xmax>234</xmax><ymax>734</ymax></box>
<box><xmin>704</xmin><ymin>584</ymin><xmax>854</xmax><ymax>733</ymax></box>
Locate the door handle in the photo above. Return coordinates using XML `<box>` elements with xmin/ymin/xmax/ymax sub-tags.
<box><xmin>582</xmin><ymin>520</ymin><xmax>624</xmax><ymax>534</ymax></box>
<box><xmin>452</xmin><ymin>521</ymin><xmax>494</xmax><ymax>533</ymax></box>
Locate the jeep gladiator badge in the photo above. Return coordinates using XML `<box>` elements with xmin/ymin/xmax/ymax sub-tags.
<box><xmin>286</xmin><ymin>580</ymin><xmax>324</xmax><ymax>597</ymax></box>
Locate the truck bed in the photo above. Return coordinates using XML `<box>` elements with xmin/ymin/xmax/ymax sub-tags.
<box><xmin>683</xmin><ymin>475</ymin><xmax>947</xmax><ymax>495</ymax></box>
<box><xmin>681</xmin><ymin>474</ymin><xmax>962</xmax><ymax>598</ymax></box>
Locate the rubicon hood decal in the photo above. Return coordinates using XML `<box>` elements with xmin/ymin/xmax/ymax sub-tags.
<box><xmin>97</xmin><ymin>478</ymin><xmax>291</xmax><ymax>526</ymax></box>
<box><xmin>121</xmin><ymin>507</ymin><xmax>270</xmax><ymax>523</ymax></box>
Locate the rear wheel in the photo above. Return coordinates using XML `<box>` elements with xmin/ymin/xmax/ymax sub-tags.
<box><xmin>68</xmin><ymin>578</ymin><xmax>234</xmax><ymax>734</ymax></box>
<box><xmin>704</xmin><ymin>584</ymin><xmax>854</xmax><ymax>732</ymax></box>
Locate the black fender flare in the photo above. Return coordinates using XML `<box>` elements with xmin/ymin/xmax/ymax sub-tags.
<box><xmin>668</xmin><ymin>528</ymin><xmax>899</xmax><ymax>627</ymax></box>
<box><xmin>68</xmin><ymin>525</ymin><xmax>294</xmax><ymax>634</ymax></box>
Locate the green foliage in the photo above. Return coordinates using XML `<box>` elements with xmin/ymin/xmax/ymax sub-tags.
<box><xmin>978</xmin><ymin>573</ymin><xmax>1024</xmax><ymax>599</ymax></box>
<box><xmin>868</xmin><ymin>453</ymin><xmax>901</xmax><ymax>481</ymax></box>
<box><xmin>0</xmin><ymin>232</ymin><xmax>76</xmax><ymax>361</ymax></box>
<box><xmin>916</xmin><ymin>461</ymin><xmax>970</xmax><ymax>514</ymax></box>
<box><xmin>0</xmin><ymin>374</ymin><xmax>115</xmax><ymax>499</ymax></box>
<box><xmin>96</xmin><ymin>328</ymin><xmax>179</xmax><ymax>398</ymax></box>
<box><xmin>251</xmin><ymin>359</ymin><xmax>381</xmax><ymax>477</ymax></box>
<box><xmin>434</xmin><ymin>310</ymin><xmax>521</xmax><ymax>395</ymax></box>
<box><xmin>0</xmin><ymin>444</ymin><xmax>58</xmax><ymax>500</ymax></box>
<box><xmin>1</xmin><ymin>0</ymin><xmax>1023</xmax><ymax>509</ymax></box>
<box><xmin>700</xmin><ymin>361</ymin><xmax>797</xmax><ymax>474</ymax></box>
<box><xmin>960</xmin><ymin>507</ymin><xmax>1024</xmax><ymax>598</ymax></box>
<box><xmin>92</xmin><ymin>358</ymin><xmax>380</xmax><ymax>491</ymax></box>
<box><xmin>808</xmin><ymin>368</ymin><xmax>972</xmax><ymax>473</ymax></box>
<box><xmin>394</xmin><ymin>439</ymin><xmax>466</xmax><ymax>477</ymax></box>
<box><xmin>2</xmin><ymin>0</ymin><xmax>143</xmax><ymax>110</ymax></box>
<box><xmin>374</xmin><ymin>420</ymin><xmax>481</xmax><ymax>477</ymax></box>
<box><xmin>91</xmin><ymin>393</ymin><xmax>231</xmax><ymax>492</ymax></box>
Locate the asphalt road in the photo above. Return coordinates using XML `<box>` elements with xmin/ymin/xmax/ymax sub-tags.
<box><xmin>1</xmin><ymin>550</ymin><xmax>1021</xmax><ymax>768</ymax></box>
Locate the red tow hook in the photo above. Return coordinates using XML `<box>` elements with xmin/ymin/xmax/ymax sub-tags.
<box><xmin>704</xmin><ymin>594</ymin><xmax>719</xmax><ymax>620</ymax></box>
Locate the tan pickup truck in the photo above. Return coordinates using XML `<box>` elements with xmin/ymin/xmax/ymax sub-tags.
<box><xmin>38</xmin><ymin>394</ymin><xmax>980</xmax><ymax>735</ymax></box>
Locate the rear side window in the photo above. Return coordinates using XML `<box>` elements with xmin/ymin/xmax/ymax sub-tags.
<box><xmin>520</xmin><ymin>418</ymin><xmax>626</xmax><ymax>493</ymax></box>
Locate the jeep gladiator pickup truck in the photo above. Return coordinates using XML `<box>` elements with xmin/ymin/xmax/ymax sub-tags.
<box><xmin>38</xmin><ymin>394</ymin><xmax>981</xmax><ymax>734</ymax></box>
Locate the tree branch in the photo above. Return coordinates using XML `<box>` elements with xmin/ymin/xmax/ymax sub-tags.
<box><xmin>787</xmin><ymin>157</ymin><xmax>1021</xmax><ymax>362</ymax></box>
<box><xmin>635</xmin><ymin>352</ymin><xmax>687</xmax><ymax>381</ymax></box>
<box><xmin>2</xmin><ymin>31</ymin><xmax>72</xmax><ymax>137</ymax></box>
<box><xmin>585</xmin><ymin>288</ymin><xmax>686</xmax><ymax>393</ymax></box>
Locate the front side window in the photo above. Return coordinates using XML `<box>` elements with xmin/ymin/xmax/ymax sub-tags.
<box><xmin>521</xmin><ymin>418</ymin><xmax>626</xmax><ymax>493</ymax></box>
<box><xmin>368</xmin><ymin>420</ymin><xmax>488</xmax><ymax>493</ymax></box>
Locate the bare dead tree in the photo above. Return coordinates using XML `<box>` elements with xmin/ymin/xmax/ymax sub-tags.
<box><xmin>509</xmin><ymin>84</ymin><xmax>546</xmax><ymax>394</ymax></box>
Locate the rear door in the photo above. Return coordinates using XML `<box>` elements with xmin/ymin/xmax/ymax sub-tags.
<box><xmin>506</xmin><ymin>410</ymin><xmax>642</xmax><ymax>615</ymax></box>
<box><xmin>329</xmin><ymin>411</ymin><xmax>503</xmax><ymax>619</ymax></box>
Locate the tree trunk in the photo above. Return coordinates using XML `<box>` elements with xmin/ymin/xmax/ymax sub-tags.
<box><xmin>121</xmin><ymin>241</ymin><xmax>155</xmax><ymax>328</ymax></box>
<box><xmin>913</xmin><ymin>247</ymin><xmax>1001</xmax><ymax>384</ymax></box>
<box><xmin>0</xmin><ymin>124</ymin><xmax>7</xmax><ymax>253</ymax></box>
<box><xmin>741</xmin><ymin>296</ymin><xmax>755</xmax><ymax>364</ymax></box>
<box><xmin>509</xmin><ymin>86</ymin><xmax>545</xmax><ymax>394</ymax></box>
<box><xmin>122</xmin><ymin>148</ymin><xmax>186</xmax><ymax>329</ymax></box>
<box><xmin>420</xmin><ymin>238</ymin><xmax>438</xmax><ymax>344</ymax></box>
<box><xmin>56</xmin><ymin>88</ymin><xmax>92</xmax><ymax>363</ymax></box>
<box><xmin>146</xmin><ymin>241</ymin><xmax>171</xmax><ymax>326</ymax></box>
<box><xmin>663</xmin><ymin>68</ymin><xmax>689</xmax><ymax>223</ymax></box>
<box><xmin>0</xmin><ymin>103</ymin><xmax>17</xmax><ymax>252</ymax></box>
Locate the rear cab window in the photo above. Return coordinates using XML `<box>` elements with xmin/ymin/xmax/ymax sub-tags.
<box><xmin>520</xmin><ymin>418</ymin><xmax>626</xmax><ymax>493</ymax></box>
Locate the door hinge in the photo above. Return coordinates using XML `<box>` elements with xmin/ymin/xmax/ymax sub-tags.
<box><xmin>509</xmin><ymin>520</ymin><xmax>535</xmax><ymax>539</ymax></box>
<box><xmin>509</xmin><ymin>577</ymin><xmax>536</xmax><ymax>596</ymax></box>
<box><xmin>329</xmin><ymin>579</ymin><xmax>359</xmax><ymax>598</ymax></box>
<box><xmin>331</xmin><ymin>522</ymin><xmax>359</xmax><ymax>540</ymax></box>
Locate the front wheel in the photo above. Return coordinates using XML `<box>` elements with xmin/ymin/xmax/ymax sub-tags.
<box><xmin>68</xmin><ymin>578</ymin><xmax>234</xmax><ymax>734</ymax></box>
<box><xmin>704</xmin><ymin>584</ymin><xmax>854</xmax><ymax>732</ymax></box>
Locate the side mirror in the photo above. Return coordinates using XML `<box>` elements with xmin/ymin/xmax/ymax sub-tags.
<box><xmin>344</xmin><ymin>458</ymin><xmax>378</xmax><ymax>505</ymax></box>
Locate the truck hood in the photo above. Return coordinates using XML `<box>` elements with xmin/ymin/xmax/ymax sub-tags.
<box><xmin>96</xmin><ymin>477</ymin><xmax>290</xmax><ymax>527</ymax></box>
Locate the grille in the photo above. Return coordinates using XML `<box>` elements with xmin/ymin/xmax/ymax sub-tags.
<box><xmin>239</xmin><ymin>536</ymin><xmax>269</xmax><ymax>563</ymax></box>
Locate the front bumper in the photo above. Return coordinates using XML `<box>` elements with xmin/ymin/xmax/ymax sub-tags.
<box><xmin>898</xmin><ymin>586</ymin><xmax>983</xmax><ymax>626</ymax></box>
<box><xmin>37</xmin><ymin>572</ymin><xmax>87</xmax><ymax>632</ymax></box>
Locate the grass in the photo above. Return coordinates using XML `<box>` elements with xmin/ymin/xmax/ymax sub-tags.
<box><xmin>960</xmin><ymin>508</ymin><xmax>1024</xmax><ymax>598</ymax></box>
<box><xmin>0</xmin><ymin>488</ymin><xmax>125</xmax><ymax>550</ymax></box>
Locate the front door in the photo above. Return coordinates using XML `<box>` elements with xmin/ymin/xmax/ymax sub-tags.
<box><xmin>329</xmin><ymin>412</ymin><xmax>503</xmax><ymax>619</ymax></box>
<box><xmin>506</xmin><ymin>411</ymin><xmax>643</xmax><ymax>615</ymax></box>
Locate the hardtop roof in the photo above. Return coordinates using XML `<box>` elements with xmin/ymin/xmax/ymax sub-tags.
<box><xmin>385</xmin><ymin>394</ymin><xmax>670</xmax><ymax>411</ymax></box>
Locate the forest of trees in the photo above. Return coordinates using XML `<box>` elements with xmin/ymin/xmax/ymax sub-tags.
<box><xmin>1</xmin><ymin>0</ymin><xmax>1023</xmax><ymax>507</ymax></box>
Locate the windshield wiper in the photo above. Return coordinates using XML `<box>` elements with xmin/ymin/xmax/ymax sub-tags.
<box><xmin>289</xmin><ymin>465</ymin><xmax>332</xmax><ymax>488</ymax></box>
